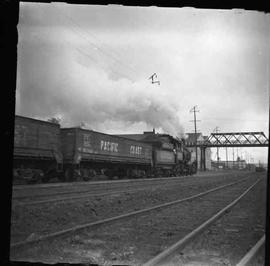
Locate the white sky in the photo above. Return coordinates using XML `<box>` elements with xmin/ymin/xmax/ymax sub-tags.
<box><xmin>16</xmin><ymin>3</ymin><xmax>269</xmax><ymax>163</ymax></box>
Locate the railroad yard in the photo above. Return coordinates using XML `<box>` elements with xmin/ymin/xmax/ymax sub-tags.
<box><xmin>10</xmin><ymin>170</ymin><xmax>266</xmax><ymax>265</ymax></box>
<box><xmin>8</xmin><ymin>3</ymin><xmax>269</xmax><ymax>266</ymax></box>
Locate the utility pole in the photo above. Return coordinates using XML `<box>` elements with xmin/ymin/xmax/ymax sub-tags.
<box><xmin>245</xmin><ymin>151</ymin><xmax>249</xmax><ymax>163</ymax></box>
<box><xmin>213</xmin><ymin>127</ymin><xmax>220</xmax><ymax>170</ymax></box>
<box><xmin>225</xmin><ymin>146</ymin><xmax>228</xmax><ymax>169</ymax></box>
<box><xmin>233</xmin><ymin>147</ymin><xmax>235</xmax><ymax>169</ymax></box>
<box><xmin>190</xmin><ymin>106</ymin><xmax>200</xmax><ymax>170</ymax></box>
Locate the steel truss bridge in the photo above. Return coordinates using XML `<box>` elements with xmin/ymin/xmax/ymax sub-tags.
<box><xmin>185</xmin><ymin>132</ymin><xmax>269</xmax><ymax>170</ymax></box>
<box><xmin>202</xmin><ymin>132</ymin><xmax>269</xmax><ymax>147</ymax></box>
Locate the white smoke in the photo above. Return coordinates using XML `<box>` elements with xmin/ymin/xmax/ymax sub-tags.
<box><xmin>17</xmin><ymin>29</ymin><xmax>184</xmax><ymax>138</ymax></box>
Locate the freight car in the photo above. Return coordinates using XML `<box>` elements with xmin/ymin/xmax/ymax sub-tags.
<box><xmin>13</xmin><ymin>116</ymin><xmax>63</xmax><ymax>184</ymax></box>
<box><xmin>60</xmin><ymin>127</ymin><xmax>153</xmax><ymax>181</ymax></box>
<box><xmin>13</xmin><ymin>115</ymin><xmax>196</xmax><ymax>184</ymax></box>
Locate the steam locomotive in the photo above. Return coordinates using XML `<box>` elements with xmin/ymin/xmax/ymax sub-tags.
<box><xmin>13</xmin><ymin>115</ymin><xmax>197</xmax><ymax>184</ymax></box>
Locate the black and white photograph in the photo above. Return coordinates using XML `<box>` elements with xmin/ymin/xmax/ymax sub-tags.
<box><xmin>9</xmin><ymin>2</ymin><xmax>269</xmax><ymax>265</ymax></box>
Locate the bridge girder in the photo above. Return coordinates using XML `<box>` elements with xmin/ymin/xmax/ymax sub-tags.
<box><xmin>185</xmin><ymin>132</ymin><xmax>269</xmax><ymax>148</ymax></box>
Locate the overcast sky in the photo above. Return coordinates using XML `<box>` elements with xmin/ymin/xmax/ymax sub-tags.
<box><xmin>16</xmin><ymin>3</ymin><xmax>269</xmax><ymax>163</ymax></box>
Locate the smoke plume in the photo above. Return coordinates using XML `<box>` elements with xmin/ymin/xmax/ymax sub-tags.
<box><xmin>16</xmin><ymin>40</ymin><xmax>184</xmax><ymax>137</ymax></box>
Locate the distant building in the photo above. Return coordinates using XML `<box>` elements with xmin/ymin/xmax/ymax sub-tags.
<box><xmin>185</xmin><ymin>133</ymin><xmax>211</xmax><ymax>170</ymax></box>
<box><xmin>212</xmin><ymin>158</ymin><xmax>247</xmax><ymax>170</ymax></box>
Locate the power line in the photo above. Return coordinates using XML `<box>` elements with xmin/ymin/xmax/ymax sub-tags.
<box><xmin>51</xmin><ymin>10</ymin><xmax>136</xmax><ymax>81</ymax></box>
<box><xmin>76</xmin><ymin>47</ymin><xmax>134</xmax><ymax>81</ymax></box>
<box><xmin>65</xmin><ymin>26</ymin><xmax>134</xmax><ymax>81</ymax></box>
<box><xmin>29</xmin><ymin>25</ymin><xmax>134</xmax><ymax>82</ymax></box>
<box><xmin>203</xmin><ymin>117</ymin><xmax>268</xmax><ymax>122</ymax></box>
<box><xmin>53</xmin><ymin>6</ymin><xmax>139</xmax><ymax>80</ymax></box>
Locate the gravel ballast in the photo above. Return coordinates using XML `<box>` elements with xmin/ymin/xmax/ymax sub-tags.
<box><xmin>10</xmin><ymin>172</ymin><xmax>265</xmax><ymax>265</ymax></box>
<box><xmin>11</xmin><ymin>172</ymin><xmax>259</xmax><ymax>243</ymax></box>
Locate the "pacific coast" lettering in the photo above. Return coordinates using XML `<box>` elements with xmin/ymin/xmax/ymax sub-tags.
<box><xmin>100</xmin><ymin>140</ymin><xmax>118</xmax><ymax>152</ymax></box>
<box><xmin>130</xmin><ymin>145</ymin><xmax>142</xmax><ymax>155</ymax></box>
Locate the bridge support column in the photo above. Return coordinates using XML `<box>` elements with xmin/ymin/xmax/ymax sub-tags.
<box><xmin>200</xmin><ymin>147</ymin><xmax>206</xmax><ymax>171</ymax></box>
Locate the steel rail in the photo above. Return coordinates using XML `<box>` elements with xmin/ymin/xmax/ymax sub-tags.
<box><xmin>12</xmin><ymin>177</ymin><xmax>186</xmax><ymax>200</ymax></box>
<box><xmin>14</xmin><ymin>187</ymin><xmax>158</xmax><ymax>206</ymax></box>
<box><xmin>142</xmin><ymin>178</ymin><xmax>261</xmax><ymax>266</ymax></box>
<box><xmin>12</xmin><ymin>177</ymin><xmax>188</xmax><ymax>205</ymax></box>
<box><xmin>10</xmin><ymin>175</ymin><xmax>254</xmax><ymax>250</ymax></box>
<box><xmin>12</xmin><ymin>170</ymin><xmax>239</xmax><ymax>190</ymax></box>
<box><xmin>13</xmin><ymin>178</ymin><xmax>245</xmax><ymax>206</ymax></box>
<box><xmin>12</xmin><ymin>175</ymin><xmax>187</xmax><ymax>190</ymax></box>
<box><xmin>13</xmin><ymin>171</ymin><xmax>251</xmax><ymax>202</ymax></box>
<box><xmin>236</xmin><ymin>235</ymin><xmax>265</xmax><ymax>266</ymax></box>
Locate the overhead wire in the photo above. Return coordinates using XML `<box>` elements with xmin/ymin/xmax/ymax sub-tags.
<box><xmin>24</xmin><ymin>19</ymin><xmax>134</xmax><ymax>85</ymax></box>
<box><xmin>33</xmin><ymin>6</ymin><xmax>137</xmax><ymax>82</ymax></box>
<box><xmin>53</xmin><ymin>5</ymin><xmax>139</xmax><ymax>81</ymax></box>
<box><xmin>202</xmin><ymin>117</ymin><xmax>268</xmax><ymax>122</ymax></box>
<box><xmin>75</xmin><ymin>46</ymin><xmax>135</xmax><ymax>81</ymax></box>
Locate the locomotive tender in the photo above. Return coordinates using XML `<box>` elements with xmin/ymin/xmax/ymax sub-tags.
<box><xmin>61</xmin><ymin>127</ymin><xmax>153</xmax><ymax>181</ymax></box>
<box><xmin>13</xmin><ymin>115</ymin><xmax>197</xmax><ymax>184</ymax></box>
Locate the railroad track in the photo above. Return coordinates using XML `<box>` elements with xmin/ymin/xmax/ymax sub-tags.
<box><xmin>12</xmin><ymin>176</ymin><xmax>188</xmax><ymax>200</ymax></box>
<box><xmin>143</xmin><ymin>177</ymin><xmax>264</xmax><ymax>266</ymax></box>
<box><xmin>236</xmin><ymin>235</ymin><xmax>265</xmax><ymax>266</ymax></box>
<box><xmin>12</xmin><ymin>175</ymin><xmax>186</xmax><ymax>190</ymax></box>
<box><xmin>10</xmin><ymin>174</ymin><xmax>263</xmax><ymax>264</ymax></box>
<box><xmin>12</xmin><ymin>177</ymin><xmax>188</xmax><ymax>205</ymax></box>
<box><xmin>144</xmin><ymin>176</ymin><xmax>266</xmax><ymax>266</ymax></box>
<box><xmin>12</xmin><ymin>172</ymin><xmax>253</xmax><ymax>206</ymax></box>
<box><xmin>12</xmin><ymin>170</ymin><xmax>235</xmax><ymax>190</ymax></box>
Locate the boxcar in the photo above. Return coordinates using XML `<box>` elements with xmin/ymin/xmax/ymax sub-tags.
<box><xmin>60</xmin><ymin>127</ymin><xmax>153</xmax><ymax>180</ymax></box>
<box><xmin>13</xmin><ymin>115</ymin><xmax>63</xmax><ymax>183</ymax></box>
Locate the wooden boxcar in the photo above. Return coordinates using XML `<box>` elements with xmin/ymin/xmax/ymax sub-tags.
<box><xmin>60</xmin><ymin>127</ymin><xmax>153</xmax><ymax>180</ymax></box>
<box><xmin>13</xmin><ymin>115</ymin><xmax>63</xmax><ymax>183</ymax></box>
